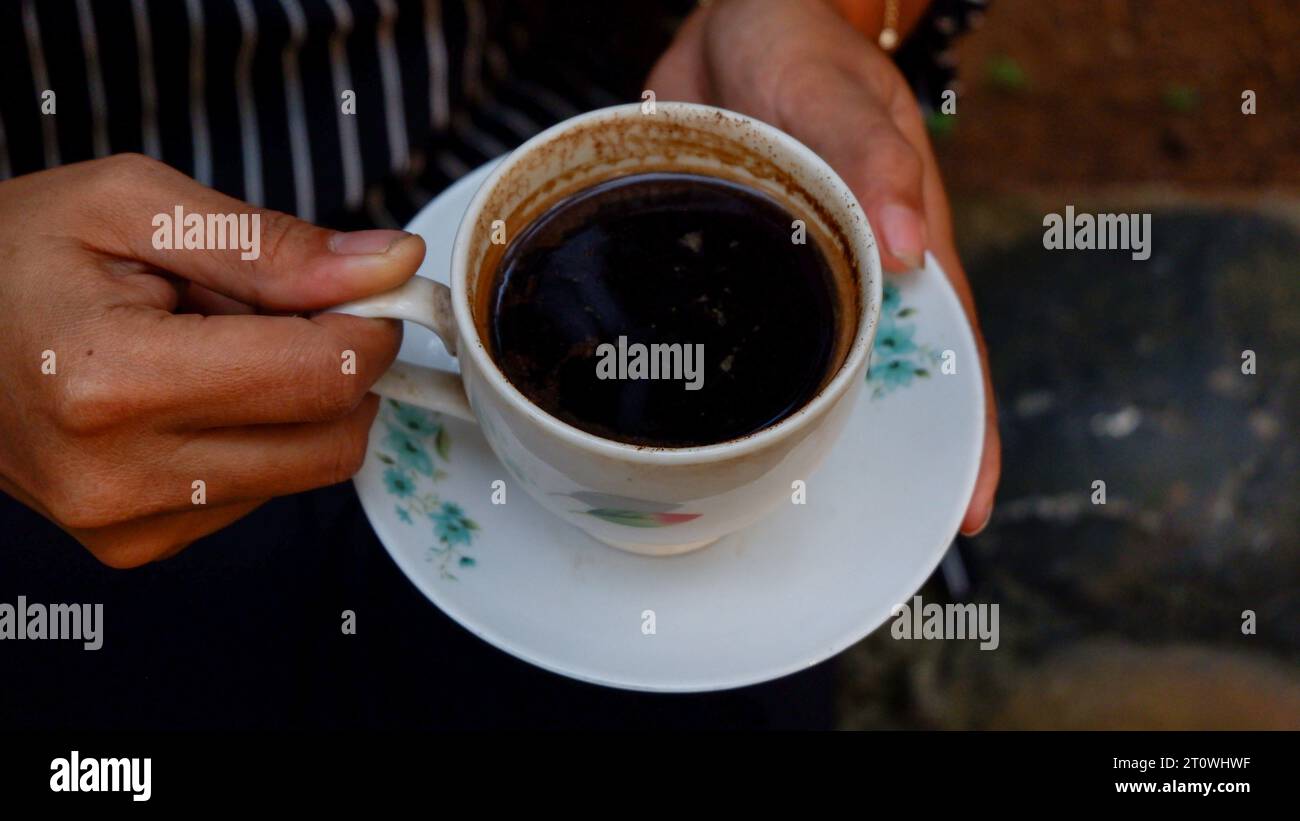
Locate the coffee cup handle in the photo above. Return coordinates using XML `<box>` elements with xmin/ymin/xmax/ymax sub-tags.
<box><xmin>325</xmin><ymin>277</ymin><xmax>476</xmax><ymax>423</ymax></box>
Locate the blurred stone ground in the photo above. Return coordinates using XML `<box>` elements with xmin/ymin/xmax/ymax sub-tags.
<box><xmin>836</xmin><ymin>200</ymin><xmax>1300</xmax><ymax>729</ymax></box>
<box><xmin>834</xmin><ymin>0</ymin><xmax>1300</xmax><ymax>729</ymax></box>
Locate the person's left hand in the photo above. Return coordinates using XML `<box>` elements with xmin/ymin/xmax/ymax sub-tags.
<box><xmin>648</xmin><ymin>0</ymin><xmax>1000</xmax><ymax>535</ymax></box>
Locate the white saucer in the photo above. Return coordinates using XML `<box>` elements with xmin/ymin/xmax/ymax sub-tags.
<box><xmin>354</xmin><ymin>159</ymin><xmax>985</xmax><ymax>692</ymax></box>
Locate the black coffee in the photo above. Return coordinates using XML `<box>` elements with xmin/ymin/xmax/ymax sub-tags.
<box><xmin>487</xmin><ymin>172</ymin><xmax>841</xmax><ymax>447</ymax></box>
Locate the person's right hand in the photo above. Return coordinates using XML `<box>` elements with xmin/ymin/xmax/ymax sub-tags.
<box><xmin>0</xmin><ymin>154</ymin><xmax>423</xmax><ymax>568</ymax></box>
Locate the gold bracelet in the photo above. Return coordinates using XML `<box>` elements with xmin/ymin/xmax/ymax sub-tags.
<box><xmin>879</xmin><ymin>0</ymin><xmax>901</xmax><ymax>51</ymax></box>
<box><xmin>701</xmin><ymin>0</ymin><xmax>901</xmax><ymax>53</ymax></box>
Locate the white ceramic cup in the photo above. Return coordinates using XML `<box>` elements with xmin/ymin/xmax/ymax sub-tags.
<box><xmin>329</xmin><ymin>102</ymin><xmax>881</xmax><ymax>556</ymax></box>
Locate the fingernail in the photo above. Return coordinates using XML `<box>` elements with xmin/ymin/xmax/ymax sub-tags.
<box><xmin>879</xmin><ymin>204</ymin><xmax>926</xmax><ymax>270</ymax></box>
<box><xmin>329</xmin><ymin>229</ymin><xmax>412</xmax><ymax>255</ymax></box>
<box><xmin>961</xmin><ymin>506</ymin><xmax>993</xmax><ymax>538</ymax></box>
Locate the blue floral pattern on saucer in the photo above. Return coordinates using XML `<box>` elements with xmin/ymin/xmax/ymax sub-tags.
<box><xmin>867</xmin><ymin>281</ymin><xmax>942</xmax><ymax>398</ymax></box>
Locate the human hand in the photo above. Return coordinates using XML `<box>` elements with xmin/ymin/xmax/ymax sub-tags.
<box><xmin>0</xmin><ymin>154</ymin><xmax>422</xmax><ymax>567</ymax></box>
<box><xmin>648</xmin><ymin>0</ymin><xmax>1000</xmax><ymax>534</ymax></box>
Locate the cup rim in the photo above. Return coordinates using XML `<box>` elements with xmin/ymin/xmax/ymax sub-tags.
<box><xmin>450</xmin><ymin>102</ymin><xmax>881</xmax><ymax>465</ymax></box>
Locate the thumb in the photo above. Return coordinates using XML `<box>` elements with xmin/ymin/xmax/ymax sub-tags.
<box><xmin>83</xmin><ymin>154</ymin><xmax>424</xmax><ymax>310</ymax></box>
<box><xmin>772</xmin><ymin>64</ymin><xmax>928</xmax><ymax>272</ymax></box>
<box><xmin>645</xmin><ymin>5</ymin><xmax>711</xmax><ymax>102</ymax></box>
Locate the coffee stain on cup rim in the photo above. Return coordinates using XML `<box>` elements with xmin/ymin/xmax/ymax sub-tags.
<box><xmin>458</xmin><ymin>102</ymin><xmax>880</xmax><ymax>456</ymax></box>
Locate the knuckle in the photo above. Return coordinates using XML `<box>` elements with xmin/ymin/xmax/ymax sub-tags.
<box><xmin>889</xmin><ymin>91</ymin><xmax>928</xmax><ymax>136</ymax></box>
<box><xmin>307</xmin><ymin>333</ymin><xmax>372</xmax><ymax>420</ymax></box>
<box><xmin>347</xmin><ymin>319</ymin><xmax>403</xmax><ymax>379</ymax></box>
<box><xmin>311</xmin><ymin>372</ymin><xmax>364</xmax><ymax>420</ymax></box>
<box><xmin>866</xmin><ymin>60</ymin><xmax>909</xmax><ymax>108</ymax></box>
<box><xmin>347</xmin><ymin>371</ymin><xmax>373</xmax><ymax>407</ymax></box>
<box><xmin>876</xmin><ymin>134</ymin><xmax>924</xmax><ymax>180</ymax></box>
<box><xmin>857</xmin><ymin>133</ymin><xmax>924</xmax><ymax>198</ymax></box>
<box><xmin>327</xmin><ymin>426</ymin><xmax>370</xmax><ymax>484</ymax></box>
<box><xmin>255</xmin><ymin>209</ymin><xmax>300</xmax><ymax>266</ymax></box>
<box><xmin>46</xmin><ymin>472</ymin><xmax>124</xmax><ymax>530</ymax></box>
<box><xmin>92</xmin><ymin>551</ymin><xmax>151</xmax><ymax>570</ymax></box>
<box><xmin>371</xmin><ymin>318</ymin><xmax>404</xmax><ymax>362</ymax></box>
<box><xmin>82</xmin><ymin>532</ymin><xmax>180</xmax><ymax>569</ymax></box>
<box><xmin>55</xmin><ymin>370</ymin><xmax>131</xmax><ymax>435</ymax></box>
<box><xmin>88</xmin><ymin>153</ymin><xmax>166</xmax><ymax>194</ymax></box>
<box><xmin>271</xmin><ymin>321</ymin><xmax>352</xmax><ymax>422</ymax></box>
